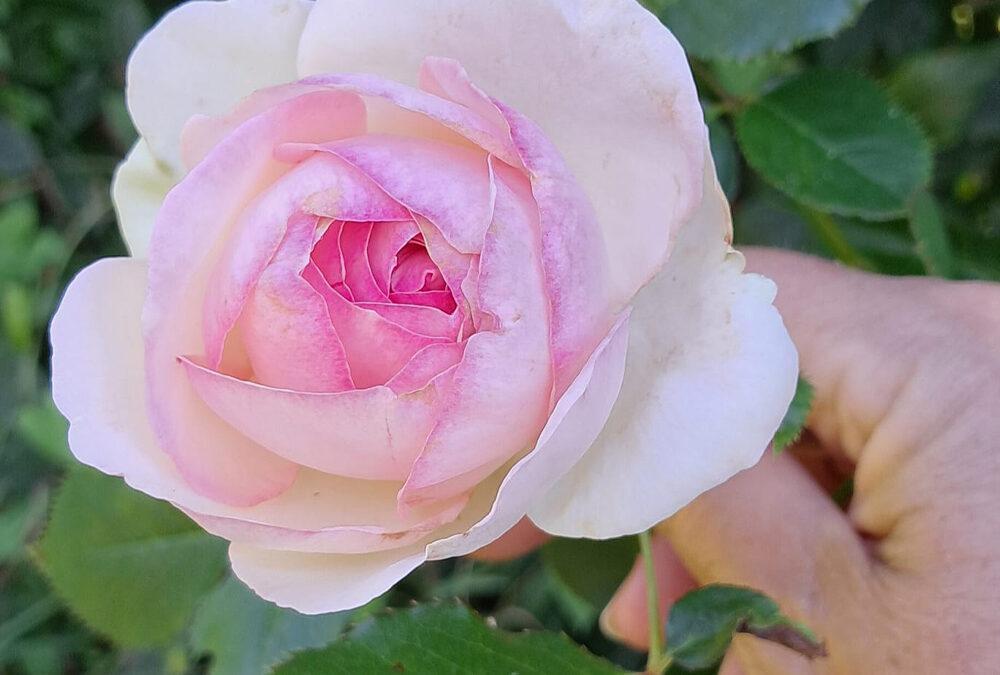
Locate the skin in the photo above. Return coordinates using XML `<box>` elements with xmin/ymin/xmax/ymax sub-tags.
<box><xmin>475</xmin><ymin>248</ymin><xmax>1000</xmax><ymax>674</ymax></box>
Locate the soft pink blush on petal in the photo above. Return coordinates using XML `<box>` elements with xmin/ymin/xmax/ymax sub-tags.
<box><xmin>223</xmin><ymin>311</ymin><xmax>629</xmax><ymax>616</ymax></box>
<box><xmin>144</xmin><ymin>91</ymin><xmax>366</xmax><ymax>506</ymax></box>
<box><xmin>388</xmin><ymin>291</ymin><xmax>456</xmax><ymax>314</ymax></box>
<box><xmin>304</xmin><ymin>265</ymin><xmax>449</xmax><ymax>388</ymax></box>
<box><xmin>238</xmin><ymin>212</ymin><xmax>353</xmax><ymax>392</ymax></box>
<box><xmin>418</xmin><ymin>57</ymin><xmax>510</xmax><ymax>135</ymax></box>
<box><xmin>299</xmin><ymin>73</ymin><xmax>520</xmax><ymax>165</ymax></box>
<box><xmin>420</xmin><ymin>58</ymin><xmax>614</xmax><ymax>398</ymax></box>
<box><xmin>181</xmin><ymin>83</ymin><xmax>325</xmax><ymax>169</ymax></box>
<box><xmin>355</xmin><ymin>302</ymin><xmax>460</xmax><ymax>340</ymax></box>
<box><xmin>398</xmin><ymin>174</ymin><xmax>553</xmax><ymax>509</ymax></box>
<box><xmin>182</xmin><ymin>492</ymin><xmax>468</xmax><ymax>555</ymax></box>
<box><xmin>414</xmin><ymin>216</ymin><xmax>476</xmax><ymax>320</ymax></box>
<box><xmin>181</xmin><ymin>357</ymin><xmax>453</xmax><ymax>481</ymax></box>
<box><xmin>426</xmin><ymin>311</ymin><xmax>630</xmax><ymax>559</ymax></box>
<box><xmin>338</xmin><ymin>222</ymin><xmax>388</xmax><ymax>302</ymax></box>
<box><xmin>201</xmin><ymin>152</ymin><xmax>407</xmax><ymax>369</ymax></box>
<box><xmin>367</xmin><ymin>220</ymin><xmax>420</xmax><ymax>293</ymax></box>
<box><xmin>386</xmin><ymin>342</ymin><xmax>466</xmax><ymax>394</ymax></box>
<box><xmin>491</xmin><ymin>109</ymin><xmax>614</xmax><ymax>399</ymax></box>
<box><xmin>321</xmin><ymin>135</ymin><xmax>495</xmax><ymax>254</ymax></box>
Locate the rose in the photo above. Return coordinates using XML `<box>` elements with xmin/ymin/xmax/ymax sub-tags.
<box><xmin>50</xmin><ymin>0</ymin><xmax>798</xmax><ymax>614</ymax></box>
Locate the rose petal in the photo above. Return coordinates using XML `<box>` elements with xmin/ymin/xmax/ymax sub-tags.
<box><xmin>323</xmin><ymin>135</ymin><xmax>495</xmax><ymax>255</ymax></box>
<box><xmin>127</xmin><ymin>0</ymin><xmax>313</xmax><ymax>171</ymax></box>
<box><xmin>226</xmin><ymin>311</ymin><xmax>630</xmax><ymax>615</ymax></box>
<box><xmin>367</xmin><ymin>220</ymin><xmax>420</xmax><ymax>294</ymax></box>
<box><xmin>528</xmin><ymin>161</ymin><xmax>799</xmax><ymax>538</ymax></box>
<box><xmin>355</xmin><ymin>302</ymin><xmax>460</xmax><ymax>340</ymax></box>
<box><xmin>181</xmin><ymin>83</ymin><xmax>322</xmax><ymax>169</ymax></box>
<box><xmin>297</xmin><ymin>72</ymin><xmax>520</xmax><ymax>165</ymax></box>
<box><xmin>338</xmin><ymin>221</ymin><xmax>387</xmax><ymax>302</ymax></box>
<box><xmin>181</xmin><ymin>358</ymin><xmax>450</xmax><ymax>481</ymax></box>
<box><xmin>145</xmin><ymin>91</ymin><xmax>362</xmax><ymax>505</ymax></box>
<box><xmin>398</xmin><ymin>174</ymin><xmax>552</xmax><ymax>508</ymax></box>
<box><xmin>298</xmin><ymin>0</ymin><xmax>706</xmax><ymax>305</ymax></box>
<box><xmin>229</xmin><ymin>544</ymin><xmax>428</xmax><ymax>615</ymax></box>
<box><xmin>305</xmin><ymin>265</ymin><xmax>449</xmax><ymax>388</ymax></box>
<box><xmin>201</xmin><ymin>147</ymin><xmax>399</xmax><ymax>369</ymax></box>
<box><xmin>386</xmin><ymin>342</ymin><xmax>467</xmax><ymax>394</ymax></box>
<box><xmin>111</xmin><ymin>140</ymin><xmax>176</xmax><ymax>259</ymax></box>
<box><xmin>419</xmin><ymin>58</ymin><xmax>615</xmax><ymax>397</ymax></box>
<box><xmin>239</xmin><ymin>213</ymin><xmax>354</xmax><ymax>392</ymax></box>
<box><xmin>184</xmin><ymin>489</ymin><xmax>468</xmax><ymax>555</ymax></box>
<box><xmin>426</xmin><ymin>311</ymin><xmax>629</xmax><ymax>558</ymax></box>
<box><xmin>51</xmin><ymin>258</ymin><xmax>299</xmax><ymax>508</ymax></box>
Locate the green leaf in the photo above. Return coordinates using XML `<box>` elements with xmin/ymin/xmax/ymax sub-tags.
<box><xmin>15</xmin><ymin>394</ymin><xmax>72</xmax><ymax>467</ymax></box>
<box><xmin>907</xmin><ymin>190</ymin><xmax>953</xmax><ymax>278</ymax></box>
<box><xmin>190</xmin><ymin>575</ymin><xmax>353</xmax><ymax>675</ymax></box>
<box><xmin>773</xmin><ymin>378</ymin><xmax>814</xmax><ymax>454</ymax></box>
<box><xmin>35</xmin><ymin>467</ymin><xmax>228</xmax><ymax>648</ymax></box>
<box><xmin>272</xmin><ymin>603</ymin><xmax>624</xmax><ymax>675</ymax></box>
<box><xmin>735</xmin><ymin>71</ymin><xmax>932</xmax><ymax>220</ymax></box>
<box><xmin>665</xmin><ymin>585</ymin><xmax>825</xmax><ymax>671</ymax></box>
<box><xmin>646</xmin><ymin>0</ymin><xmax>871</xmax><ymax>62</ymax></box>
<box><xmin>0</xmin><ymin>489</ymin><xmax>48</xmax><ymax>563</ymax></box>
<box><xmin>542</xmin><ymin>536</ymin><xmax>638</xmax><ymax>611</ymax></box>
<box><xmin>710</xmin><ymin>55</ymin><xmax>802</xmax><ymax>100</ymax></box>
<box><xmin>888</xmin><ymin>44</ymin><xmax>1000</xmax><ymax>147</ymax></box>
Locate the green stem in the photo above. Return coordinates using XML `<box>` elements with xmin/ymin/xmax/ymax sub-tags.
<box><xmin>638</xmin><ymin>530</ymin><xmax>665</xmax><ymax>674</ymax></box>
<box><xmin>797</xmin><ymin>205</ymin><xmax>877</xmax><ymax>272</ymax></box>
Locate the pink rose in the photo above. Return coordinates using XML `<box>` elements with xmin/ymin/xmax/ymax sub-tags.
<box><xmin>51</xmin><ymin>0</ymin><xmax>797</xmax><ymax>613</ymax></box>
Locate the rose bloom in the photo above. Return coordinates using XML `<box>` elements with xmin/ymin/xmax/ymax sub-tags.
<box><xmin>51</xmin><ymin>0</ymin><xmax>797</xmax><ymax>613</ymax></box>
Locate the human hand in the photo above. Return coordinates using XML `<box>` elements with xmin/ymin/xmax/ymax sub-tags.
<box><xmin>477</xmin><ymin>248</ymin><xmax>1000</xmax><ymax>674</ymax></box>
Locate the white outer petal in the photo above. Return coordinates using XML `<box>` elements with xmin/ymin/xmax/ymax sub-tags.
<box><xmin>112</xmin><ymin>140</ymin><xmax>176</xmax><ymax>259</ymax></box>
<box><xmin>126</xmin><ymin>0</ymin><xmax>313</xmax><ymax>171</ymax></box>
<box><xmin>528</xmin><ymin>153</ymin><xmax>800</xmax><ymax>539</ymax></box>
<box><xmin>228</xmin><ymin>544</ymin><xmax>427</xmax><ymax>615</ymax></box>
<box><xmin>298</xmin><ymin>0</ymin><xmax>706</xmax><ymax>306</ymax></box>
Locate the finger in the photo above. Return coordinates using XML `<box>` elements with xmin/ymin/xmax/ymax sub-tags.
<box><xmin>744</xmin><ymin>247</ymin><xmax>1000</xmax><ymax>550</ymax></box>
<box><xmin>469</xmin><ymin>517</ymin><xmax>550</xmax><ymax>562</ymax></box>
<box><xmin>599</xmin><ymin>533</ymin><xmax>695</xmax><ymax>650</ymax></box>
<box><xmin>659</xmin><ymin>249</ymin><xmax>1000</xmax><ymax>671</ymax></box>
<box><xmin>658</xmin><ymin>451</ymin><xmax>876</xmax><ymax>672</ymax></box>
<box><xmin>743</xmin><ymin>248</ymin><xmax>999</xmax><ymax>468</ymax></box>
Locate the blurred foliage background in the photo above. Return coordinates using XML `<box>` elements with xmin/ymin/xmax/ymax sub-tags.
<box><xmin>0</xmin><ymin>0</ymin><xmax>997</xmax><ymax>673</ymax></box>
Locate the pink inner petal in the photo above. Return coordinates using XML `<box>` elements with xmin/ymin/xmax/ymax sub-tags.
<box><xmin>319</xmin><ymin>134</ymin><xmax>495</xmax><ymax>255</ymax></box>
<box><xmin>338</xmin><ymin>222</ymin><xmax>388</xmax><ymax>303</ymax></box>
<box><xmin>239</xmin><ymin>212</ymin><xmax>354</xmax><ymax>393</ymax></box>
<box><xmin>181</xmin><ymin>357</ymin><xmax>453</xmax><ymax>481</ymax></box>
<box><xmin>355</xmin><ymin>302</ymin><xmax>460</xmax><ymax>340</ymax></box>
<box><xmin>386</xmin><ymin>342</ymin><xmax>467</xmax><ymax>395</ymax></box>
<box><xmin>389</xmin><ymin>291</ymin><xmax>457</xmax><ymax>314</ymax></box>
<box><xmin>367</xmin><ymin>220</ymin><xmax>420</xmax><ymax>294</ymax></box>
<box><xmin>304</xmin><ymin>264</ymin><xmax>449</xmax><ymax>388</ymax></box>
<box><xmin>201</xmin><ymin>152</ymin><xmax>405</xmax><ymax>369</ymax></box>
<box><xmin>144</xmin><ymin>90</ymin><xmax>365</xmax><ymax>506</ymax></box>
<box><xmin>398</xmin><ymin>170</ymin><xmax>554</xmax><ymax>509</ymax></box>
<box><xmin>299</xmin><ymin>72</ymin><xmax>521</xmax><ymax>166</ymax></box>
<box><xmin>391</xmin><ymin>242</ymin><xmax>445</xmax><ymax>293</ymax></box>
<box><xmin>309</xmin><ymin>219</ymin><xmax>348</xmax><ymax>295</ymax></box>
